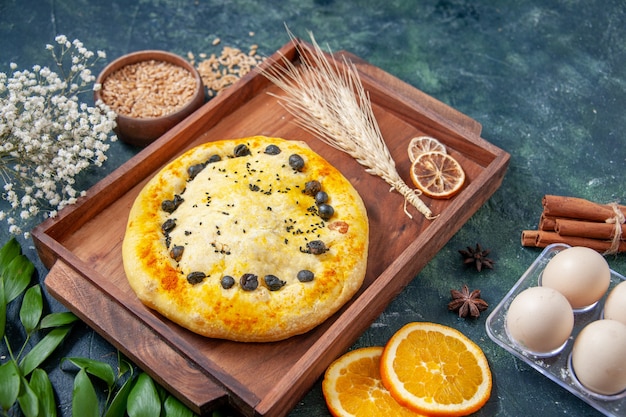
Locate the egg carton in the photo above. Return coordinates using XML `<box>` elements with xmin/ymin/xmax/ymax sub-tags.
<box><xmin>486</xmin><ymin>243</ymin><xmax>626</xmax><ymax>417</ymax></box>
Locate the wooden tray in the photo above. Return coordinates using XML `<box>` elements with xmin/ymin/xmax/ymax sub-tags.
<box><xmin>32</xmin><ymin>40</ymin><xmax>510</xmax><ymax>417</ymax></box>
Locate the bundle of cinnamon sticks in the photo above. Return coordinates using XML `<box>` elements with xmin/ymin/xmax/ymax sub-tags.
<box><xmin>521</xmin><ymin>195</ymin><xmax>626</xmax><ymax>254</ymax></box>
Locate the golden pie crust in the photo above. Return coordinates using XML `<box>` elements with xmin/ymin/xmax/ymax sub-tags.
<box><xmin>122</xmin><ymin>136</ymin><xmax>369</xmax><ymax>342</ymax></box>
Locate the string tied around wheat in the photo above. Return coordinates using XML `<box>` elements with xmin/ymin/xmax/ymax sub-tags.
<box><xmin>260</xmin><ymin>30</ymin><xmax>437</xmax><ymax>221</ymax></box>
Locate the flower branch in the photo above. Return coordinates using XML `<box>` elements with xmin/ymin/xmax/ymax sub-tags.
<box><xmin>0</xmin><ymin>35</ymin><xmax>117</xmax><ymax>238</ymax></box>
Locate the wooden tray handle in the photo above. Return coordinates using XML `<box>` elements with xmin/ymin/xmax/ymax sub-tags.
<box><xmin>44</xmin><ymin>259</ymin><xmax>228</xmax><ymax>415</ymax></box>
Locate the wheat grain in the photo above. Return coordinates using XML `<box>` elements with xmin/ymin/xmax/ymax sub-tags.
<box><xmin>260</xmin><ymin>30</ymin><xmax>436</xmax><ymax>220</ymax></box>
<box><xmin>193</xmin><ymin>44</ymin><xmax>264</xmax><ymax>97</ymax></box>
<box><xmin>100</xmin><ymin>60</ymin><xmax>197</xmax><ymax>118</ymax></box>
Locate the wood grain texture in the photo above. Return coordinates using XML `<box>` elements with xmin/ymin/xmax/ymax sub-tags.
<box><xmin>33</xmin><ymin>40</ymin><xmax>510</xmax><ymax>417</ymax></box>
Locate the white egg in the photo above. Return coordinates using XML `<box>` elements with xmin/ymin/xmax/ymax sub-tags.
<box><xmin>506</xmin><ymin>286</ymin><xmax>574</xmax><ymax>355</ymax></box>
<box><xmin>604</xmin><ymin>280</ymin><xmax>626</xmax><ymax>325</ymax></box>
<box><xmin>541</xmin><ymin>246</ymin><xmax>611</xmax><ymax>309</ymax></box>
<box><xmin>571</xmin><ymin>319</ymin><xmax>626</xmax><ymax>396</ymax></box>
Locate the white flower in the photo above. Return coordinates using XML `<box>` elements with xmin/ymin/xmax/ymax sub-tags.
<box><xmin>0</xmin><ymin>35</ymin><xmax>115</xmax><ymax>238</ymax></box>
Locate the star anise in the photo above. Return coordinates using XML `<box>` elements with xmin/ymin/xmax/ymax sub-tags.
<box><xmin>448</xmin><ymin>285</ymin><xmax>489</xmax><ymax>318</ymax></box>
<box><xmin>459</xmin><ymin>243</ymin><xmax>495</xmax><ymax>272</ymax></box>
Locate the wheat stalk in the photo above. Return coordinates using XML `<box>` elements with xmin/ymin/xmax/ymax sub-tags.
<box><xmin>260</xmin><ymin>30</ymin><xmax>436</xmax><ymax>220</ymax></box>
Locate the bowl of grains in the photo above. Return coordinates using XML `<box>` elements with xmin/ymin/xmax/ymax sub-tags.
<box><xmin>95</xmin><ymin>50</ymin><xmax>205</xmax><ymax>147</ymax></box>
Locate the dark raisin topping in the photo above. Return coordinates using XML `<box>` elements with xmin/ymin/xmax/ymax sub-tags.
<box><xmin>314</xmin><ymin>191</ymin><xmax>328</xmax><ymax>205</ymax></box>
<box><xmin>264</xmin><ymin>144</ymin><xmax>281</xmax><ymax>155</ymax></box>
<box><xmin>207</xmin><ymin>154</ymin><xmax>221</xmax><ymax>164</ymax></box>
<box><xmin>240</xmin><ymin>273</ymin><xmax>259</xmax><ymax>291</ymax></box>
<box><xmin>297</xmin><ymin>270</ymin><xmax>315</xmax><ymax>282</ymax></box>
<box><xmin>187</xmin><ymin>271</ymin><xmax>206</xmax><ymax>285</ymax></box>
<box><xmin>304</xmin><ymin>180</ymin><xmax>322</xmax><ymax>196</ymax></box>
<box><xmin>264</xmin><ymin>275</ymin><xmax>286</xmax><ymax>291</ymax></box>
<box><xmin>187</xmin><ymin>163</ymin><xmax>205</xmax><ymax>180</ymax></box>
<box><xmin>170</xmin><ymin>245</ymin><xmax>184</xmax><ymax>262</ymax></box>
<box><xmin>288</xmin><ymin>154</ymin><xmax>305</xmax><ymax>171</ymax></box>
<box><xmin>234</xmin><ymin>144</ymin><xmax>251</xmax><ymax>157</ymax></box>
<box><xmin>318</xmin><ymin>204</ymin><xmax>335</xmax><ymax>220</ymax></box>
<box><xmin>221</xmin><ymin>275</ymin><xmax>235</xmax><ymax>289</ymax></box>
<box><xmin>161</xmin><ymin>218</ymin><xmax>176</xmax><ymax>233</ymax></box>
<box><xmin>161</xmin><ymin>199</ymin><xmax>176</xmax><ymax>213</ymax></box>
<box><xmin>161</xmin><ymin>194</ymin><xmax>184</xmax><ymax>213</ymax></box>
<box><xmin>306</xmin><ymin>240</ymin><xmax>328</xmax><ymax>255</ymax></box>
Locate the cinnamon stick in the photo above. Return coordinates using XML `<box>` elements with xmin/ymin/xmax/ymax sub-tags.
<box><xmin>521</xmin><ymin>230</ymin><xmax>540</xmax><ymax>247</ymax></box>
<box><xmin>522</xmin><ymin>195</ymin><xmax>626</xmax><ymax>254</ymax></box>
<box><xmin>542</xmin><ymin>195</ymin><xmax>626</xmax><ymax>222</ymax></box>
<box><xmin>538</xmin><ymin>214</ymin><xmax>557</xmax><ymax>231</ymax></box>
<box><xmin>521</xmin><ymin>230</ymin><xmax>626</xmax><ymax>253</ymax></box>
<box><xmin>555</xmin><ymin>218</ymin><xmax>626</xmax><ymax>240</ymax></box>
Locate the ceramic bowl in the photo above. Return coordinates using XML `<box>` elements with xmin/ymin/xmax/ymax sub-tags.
<box><xmin>95</xmin><ymin>50</ymin><xmax>205</xmax><ymax>147</ymax></box>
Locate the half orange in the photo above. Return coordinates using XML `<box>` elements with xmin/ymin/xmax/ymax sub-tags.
<box><xmin>322</xmin><ymin>346</ymin><xmax>426</xmax><ymax>417</ymax></box>
<box><xmin>380</xmin><ymin>322</ymin><xmax>492</xmax><ymax>417</ymax></box>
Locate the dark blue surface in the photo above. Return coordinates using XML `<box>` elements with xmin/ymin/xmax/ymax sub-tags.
<box><xmin>1</xmin><ymin>1</ymin><xmax>625</xmax><ymax>415</ymax></box>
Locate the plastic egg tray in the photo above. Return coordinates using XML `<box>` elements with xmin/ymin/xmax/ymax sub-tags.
<box><xmin>486</xmin><ymin>243</ymin><xmax>626</xmax><ymax>417</ymax></box>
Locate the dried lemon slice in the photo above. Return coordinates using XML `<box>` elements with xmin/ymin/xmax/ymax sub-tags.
<box><xmin>407</xmin><ymin>136</ymin><xmax>447</xmax><ymax>162</ymax></box>
<box><xmin>410</xmin><ymin>151</ymin><xmax>465</xmax><ymax>199</ymax></box>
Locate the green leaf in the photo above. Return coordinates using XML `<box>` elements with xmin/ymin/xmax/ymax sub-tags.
<box><xmin>0</xmin><ymin>237</ymin><xmax>21</xmax><ymax>269</ymax></box>
<box><xmin>20</xmin><ymin>285</ymin><xmax>43</xmax><ymax>334</ymax></box>
<box><xmin>39</xmin><ymin>311</ymin><xmax>79</xmax><ymax>329</ymax></box>
<box><xmin>0</xmin><ymin>277</ymin><xmax>6</xmax><ymax>339</ymax></box>
<box><xmin>72</xmin><ymin>368</ymin><xmax>99</xmax><ymax>417</ymax></box>
<box><xmin>29</xmin><ymin>369</ymin><xmax>56</xmax><ymax>417</ymax></box>
<box><xmin>103</xmin><ymin>375</ymin><xmax>135</xmax><ymax>417</ymax></box>
<box><xmin>116</xmin><ymin>352</ymin><xmax>133</xmax><ymax>379</ymax></box>
<box><xmin>156</xmin><ymin>383</ymin><xmax>168</xmax><ymax>403</ymax></box>
<box><xmin>63</xmin><ymin>357</ymin><xmax>116</xmax><ymax>387</ymax></box>
<box><xmin>19</xmin><ymin>325</ymin><xmax>72</xmax><ymax>376</ymax></box>
<box><xmin>127</xmin><ymin>373</ymin><xmax>161</xmax><ymax>417</ymax></box>
<box><xmin>3</xmin><ymin>254</ymin><xmax>34</xmax><ymax>303</ymax></box>
<box><xmin>0</xmin><ymin>360</ymin><xmax>21</xmax><ymax>410</ymax></box>
<box><xmin>164</xmin><ymin>395</ymin><xmax>196</xmax><ymax>417</ymax></box>
<box><xmin>17</xmin><ymin>376</ymin><xmax>39</xmax><ymax>417</ymax></box>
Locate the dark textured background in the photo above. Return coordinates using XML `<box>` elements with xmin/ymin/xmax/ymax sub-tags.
<box><xmin>1</xmin><ymin>0</ymin><xmax>625</xmax><ymax>416</ymax></box>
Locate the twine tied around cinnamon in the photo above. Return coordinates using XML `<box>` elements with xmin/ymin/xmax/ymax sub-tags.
<box><xmin>605</xmin><ymin>202</ymin><xmax>626</xmax><ymax>255</ymax></box>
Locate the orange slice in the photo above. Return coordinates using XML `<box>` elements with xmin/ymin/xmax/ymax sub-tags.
<box><xmin>380</xmin><ymin>322</ymin><xmax>492</xmax><ymax>417</ymax></box>
<box><xmin>408</xmin><ymin>136</ymin><xmax>447</xmax><ymax>162</ymax></box>
<box><xmin>410</xmin><ymin>151</ymin><xmax>465</xmax><ymax>199</ymax></box>
<box><xmin>322</xmin><ymin>346</ymin><xmax>426</xmax><ymax>417</ymax></box>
